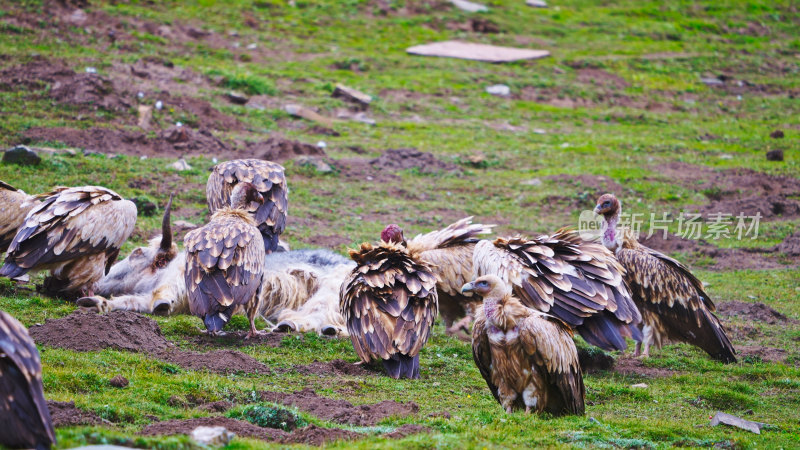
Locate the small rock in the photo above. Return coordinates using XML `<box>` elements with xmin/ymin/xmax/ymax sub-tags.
<box><xmin>284</xmin><ymin>104</ymin><xmax>334</xmax><ymax>127</ymax></box>
<box><xmin>109</xmin><ymin>375</ymin><xmax>129</xmax><ymax>388</ymax></box>
<box><xmin>769</xmin><ymin>130</ymin><xmax>784</xmax><ymax>139</ymax></box>
<box><xmin>131</xmin><ymin>197</ymin><xmax>157</xmax><ymax>217</ymax></box>
<box><xmin>294</xmin><ymin>155</ymin><xmax>332</xmax><ymax>173</ymax></box>
<box><xmin>173</xmin><ymin>220</ymin><xmax>198</xmax><ymax>232</ymax></box>
<box><xmin>246</xmin><ymin>43</ymin><xmax>258</xmax><ymax>50</ymax></box>
<box><xmin>532</xmin><ymin>128</ymin><xmax>546</xmax><ymax>134</ymax></box>
<box><xmin>85</xmin><ymin>67</ymin><xmax>97</xmax><ymax>74</ymax></box>
<box><xmin>521</xmin><ymin>178</ymin><xmax>542</xmax><ymax>186</ymax></box>
<box><xmin>701</xmin><ymin>77</ymin><xmax>723</xmax><ymax>86</ymax></box>
<box><xmin>68</xmin><ymin>9</ymin><xmax>88</xmax><ymax>25</ymax></box>
<box><xmin>167</xmin><ymin>158</ymin><xmax>192</xmax><ymax>171</ymax></box>
<box><xmin>719</xmin><ymin>153</ymin><xmax>733</xmax><ymax>160</ymax></box>
<box><xmin>227</xmin><ymin>91</ymin><xmax>249</xmax><ymax>105</ymax></box>
<box><xmin>630</xmin><ymin>383</ymin><xmax>648</xmax><ymax>388</ymax></box>
<box><xmin>526</xmin><ymin>0</ymin><xmax>548</xmax><ymax>7</ymax></box>
<box><xmin>155</xmin><ymin>100</ymin><xmax>163</xmax><ymax>110</ymax></box>
<box><xmin>766</xmin><ymin>149</ymin><xmax>783</xmax><ymax>161</ymax></box>
<box><xmin>486</xmin><ymin>84</ymin><xmax>511</xmax><ymax>96</ymax></box>
<box><xmin>137</xmin><ymin>105</ymin><xmax>152</xmax><ymax>129</ymax></box>
<box><xmin>83</xmin><ymin>149</ymin><xmax>105</xmax><ymax>157</ymax></box>
<box><xmin>191</xmin><ymin>426</ymin><xmax>235</xmax><ymax>446</ymax></box>
<box><xmin>3</xmin><ymin>146</ymin><xmax>41</xmax><ymax>166</ymax></box>
<box><xmin>449</xmin><ymin>0</ymin><xmax>489</xmax><ymax>12</ymax></box>
<box><xmin>332</xmin><ymin>84</ymin><xmax>372</xmax><ymax>106</ymax></box>
<box><xmin>466</xmin><ymin>153</ymin><xmax>486</xmax><ymax>166</ymax></box>
<box><xmin>710</xmin><ymin>411</ymin><xmax>767</xmax><ymax>434</ymax></box>
<box><xmin>316</xmin><ymin>141</ymin><xmax>327</xmax><ymax>148</ymax></box>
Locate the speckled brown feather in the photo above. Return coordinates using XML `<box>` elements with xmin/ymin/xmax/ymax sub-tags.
<box><xmin>340</xmin><ymin>242</ymin><xmax>438</xmax><ymax>365</ymax></box>
<box><xmin>206</xmin><ymin>159</ymin><xmax>288</xmax><ymax>252</ymax></box>
<box><xmin>0</xmin><ymin>180</ymin><xmax>36</xmax><ymax>253</ymax></box>
<box><xmin>0</xmin><ymin>310</ymin><xmax>56</xmax><ymax>448</ymax></box>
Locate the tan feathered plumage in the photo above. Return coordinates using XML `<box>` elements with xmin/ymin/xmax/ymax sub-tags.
<box><xmin>0</xmin><ymin>181</ymin><xmax>37</xmax><ymax>254</ymax></box>
<box><xmin>0</xmin><ymin>186</ymin><xmax>136</xmax><ymax>297</ymax></box>
<box><xmin>595</xmin><ymin>194</ymin><xmax>736</xmax><ymax>362</ymax></box>
<box><xmin>185</xmin><ymin>183</ymin><xmax>266</xmax><ymax>337</ymax></box>
<box><xmin>465</xmin><ymin>275</ymin><xmax>584</xmax><ymax>415</ymax></box>
<box><xmin>340</xmin><ymin>241</ymin><xmax>438</xmax><ymax>379</ymax></box>
<box><xmin>206</xmin><ymin>159</ymin><xmax>288</xmax><ymax>252</ymax></box>
<box><xmin>0</xmin><ymin>310</ymin><xmax>56</xmax><ymax>450</ymax></box>
<box><xmin>472</xmin><ymin>229</ymin><xmax>641</xmax><ymax>351</ymax></box>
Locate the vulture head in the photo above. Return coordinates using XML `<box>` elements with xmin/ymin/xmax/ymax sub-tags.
<box><xmin>461</xmin><ymin>275</ymin><xmax>509</xmax><ymax>299</ymax></box>
<box><xmin>381</xmin><ymin>224</ymin><xmax>406</xmax><ymax>245</ymax></box>
<box><xmin>594</xmin><ymin>193</ymin><xmax>621</xmax><ymax>219</ymax></box>
<box><xmin>230</xmin><ymin>182</ymin><xmax>264</xmax><ymax>210</ymax></box>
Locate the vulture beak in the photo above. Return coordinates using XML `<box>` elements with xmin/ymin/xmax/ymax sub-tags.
<box><xmin>460</xmin><ymin>282</ymin><xmax>475</xmax><ymax>295</ymax></box>
<box><xmin>593</xmin><ymin>205</ymin><xmax>602</xmax><ymax>215</ymax></box>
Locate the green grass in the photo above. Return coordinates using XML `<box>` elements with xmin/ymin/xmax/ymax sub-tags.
<box><xmin>1</xmin><ymin>0</ymin><xmax>799</xmax><ymax>448</ymax></box>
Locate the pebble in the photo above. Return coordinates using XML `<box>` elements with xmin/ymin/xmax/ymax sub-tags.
<box><xmin>526</xmin><ymin>0</ymin><xmax>548</xmax><ymax>7</ymax></box>
<box><xmin>486</xmin><ymin>84</ymin><xmax>511</xmax><ymax>96</ymax></box>
<box><xmin>449</xmin><ymin>0</ymin><xmax>489</xmax><ymax>12</ymax></box>
<box><xmin>295</xmin><ymin>156</ymin><xmax>332</xmax><ymax>173</ymax></box>
<box><xmin>155</xmin><ymin>100</ymin><xmax>163</xmax><ymax>110</ymax></box>
<box><xmin>2</xmin><ymin>145</ymin><xmax>41</xmax><ymax>166</ymax></box>
<box><xmin>85</xmin><ymin>67</ymin><xmax>97</xmax><ymax>74</ymax></box>
<box><xmin>191</xmin><ymin>426</ymin><xmax>235</xmax><ymax>446</ymax></box>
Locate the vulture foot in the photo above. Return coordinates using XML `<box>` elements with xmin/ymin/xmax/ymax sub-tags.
<box><xmin>245</xmin><ymin>329</ymin><xmax>265</xmax><ymax>340</ymax></box>
<box><xmin>273</xmin><ymin>320</ymin><xmax>297</xmax><ymax>333</ymax></box>
<box><xmin>76</xmin><ymin>296</ymin><xmax>109</xmax><ymax>313</ymax></box>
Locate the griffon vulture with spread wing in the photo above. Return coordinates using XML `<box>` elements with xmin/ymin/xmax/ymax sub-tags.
<box><xmin>594</xmin><ymin>194</ymin><xmax>736</xmax><ymax>362</ymax></box>
<box><xmin>464</xmin><ymin>275</ymin><xmax>585</xmax><ymax>416</ymax></box>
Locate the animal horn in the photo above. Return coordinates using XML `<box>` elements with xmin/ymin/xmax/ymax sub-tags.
<box><xmin>160</xmin><ymin>194</ymin><xmax>174</xmax><ymax>251</ymax></box>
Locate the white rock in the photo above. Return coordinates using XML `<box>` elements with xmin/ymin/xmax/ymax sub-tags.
<box><xmin>155</xmin><ymin>100</ymin><xmax>163</xmax><ymax>110</ymax></box>
<box><xmin>526</xmin><ymin>0</ymin><xmax>548</xmax><ymax>7</ymax></box>
<box><xmin>317</xmin><ymin>141</ymin><xmax>327</xmax><ymax>148</ymax></box>
<box><xmin>246</xmin><ymin>43</ymin><xmax>258</xmax><ymax>50</ymax></box>
<box><xmin>167</xmin><ymin>158</ymin><xmax>192</xmax><ymax>171</ymax></box>
<box><xmin>176</xmin><ymin>122</ymin><xmax>183</xmax><ymax>127</ymax></box>
<box><xmin>532</xmin><ymin>128</ymin><xmax>546</xmax><ymax>134</ymax></box>
<box><xmin>85</xmin><ymin>67</ymin><xmax>97</xmax><ymax>74</ymax></box>
<box><xmin>719</xmin><ymin>153</ymin><xmax>733</xmax><ymax>160</ymax></box>
<box><xmin>449</xmin><ymin>0</ymin><xmax>489</xmax><ymax>12</ymax></box>
<box><xmin>710</xmin><ymin>412</ymin><xmax>767</xmax><ymax>434</ymax></box>
<box><xmin>137</xmin><ymin>92</ymin><xmax>144</xmax><ymax>99</ymax></box>
<box><xmin>191</xmin><ymin>426</ymin><xmax>235</xmax><ymax>446</ymax></box>
<box><xmin>486</xmin><ymin>84</ymin><xmax>511</xmax><ymax>96</ymax></box>
<box><xmin>212</xmin><ymin>157</ymin><xmax>218</xmax><ymax>164</ymax></box>
<box><xmin>521</xmin><ymin>178</ymin><xmax>542</xmax><ymax>186</ymax></box>
<box><xmin>631</xmin><ymin>383</ymin><xmax>648</xmax><ymax>388</ymax></box>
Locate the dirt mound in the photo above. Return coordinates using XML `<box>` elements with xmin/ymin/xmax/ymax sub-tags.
<box><xmin>577</xmin><ymin>348</ymin><xmax>615</xmax><ymax>374</ymax></box>
<box><xmin>248</xmin><ymin>137</ymin><xmax>326</xmax><ymax>162</ymax></box>
<box><xmin>293</xmin><ymin>359</ymin><xmax>378</xmax><ymax>376</ymax></box>
<box><xmin>159</xmin><ymin>94</ymin><xmax>245</xmax><ymax>132</ymax></box>
<box><xmin>199</xmin><ymin>401</ymin><xmax>234</xmax><ymax>412</ymax></box>
<box><xmin>384</xmin><ymin>424</ymin><xmax>431</xmax><ymax>439</ymax></box>
<box><xmin>284</xmin><ymin>425</ymin><xmax>361</xmax><ymax>446</ymax></box>
<box><xmin>778</xmin><ymin>232</ymin><xmax>800</xmax><ymax>257</ymax></box>
<box><xmin>141</xmin><ymin>417</ymin><xmax>288</xmax><ymax>440</ymax></box>
<box><xmin>0</xmin><ymin>58</ymin><xmax>76</xmax><ymax>91</ymax></box>
<box><xmin>50</xmin><ymin>73</ymin><xmax>132</xmax><ymax>112</ymax></box>
<box><xmin>260</xmin><ymin>388</ymin><xmax>419</xmax><ymax>426</ymax></box>
<box><xmin>614</xmin><ymin>357</ymin><xmax>676</xmax><ymax>378</ymax></box>
<box><xmin>187</xmin><ymin>331</ymin><xmax>286</xmax><ymax>348</ymax></box>
<box><xmin>166</xmin><ymin>349</ymin><xmax>269</xmax><ymax>375</ymax></box>
<box><xmin>737</xmin><ymin>345</ymin><xmax>789</xmax><ymax>364</ymax></box>
<box><xmin>638</xmin><ymin>233</ymin><xmax>790</xmax><ymax>271</ymax></box>
<box><xmin>47</xmin><ymin>400</ymin><xmax>104</xmax><ymax>427</ymax></box>
<box><xmin>717</xmin><ymin>301</ymin><xmax>796</xmax><ymax>325</ymax></box>
<box><xmin>371</xmin><ymin>148</ymin><xmax>460</xmax><ymax>174</ymax></box>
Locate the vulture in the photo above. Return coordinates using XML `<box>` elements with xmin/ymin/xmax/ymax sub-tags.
<box><xmin>380</xmin><ymin>217</ymin><xmax>494</xmax><ymax>334</ymax></box>
<box><xmin>594</xmin><ymin>194</ymin><xmax>736</xmax><ymax>363</ymax></box>
<box><xmin>340</xmin><ymin>240</ymin><xmax>438</xmax><ymax>379</ymax></box>
<box><xmin>472</xmin><ymin>229</ymin><xmax>641</xmax><ymax>352</ymax></box>
<box><xmin>465</xmin><ymin>275</ymin><xmax>584</xmax><ymax>416</ymax></box>
<box><xmin>207</xmin><ymin>159</ymin><xmax>288</xmax><ymax>253</ymax></box>
<box><xmin>0</xmin><ymin>310</ymin><xmax>56</xmax><ymax>450</ymax></box>
<box><xmin>0</xmin><ymin>186</ymin><xmax>137</xmax><ymax>298</ymax></box>
<box><xmin>0</xmin><ymin>180</ymin><xmax>37</xmax><ymax>254</ymax></box>
<box><xmin>185</xmin><ymin>182</ymin><xmax>266</xmax><ymax>337</ymax></box>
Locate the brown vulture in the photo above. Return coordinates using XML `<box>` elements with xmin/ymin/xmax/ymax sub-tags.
<box><xmin>206</xmin><ymin>159</ymin><xmax>288</xmax><ymax>253</ymax></box>
<box><xmin>340</xmin><ymin>241</ymin><xmax>438</xmax><ymax>379</ymax></box>
<box><xmin>464</xmin><ymin>275</ymin><xmax>585</xmax><ymax>415</ymax></box>
<box><xmin>185</xmin><ymin>182</ymin><xmax>266</xmax><ymax>337</ymax></box>
<box><xmin>0</xmin><ymin>180</ymin><xmax>37</xmax><ymax>254</ymax></box>
<box><xmin>0</xmin><ymin>186</ymin><xmax>137</xmax><ymax>298</ymax></box>
<box><xmin>0</xmin><ymin>310</ymin><xmax>56</xmax><ymax>450</ymax></box>
<box><xmin>380</xmin><ymin>217</ymin><xmax>494</xmax><ymax>334</ymax></box>
<box><xmin>472</xmin><ymin>229</ymin><xmax>641</xmax><ymax>352</ymax></box>
<box><xmin>594</xmin><ymin>194</ymin><xmax>736</xmax><ymax>363</ymax></box>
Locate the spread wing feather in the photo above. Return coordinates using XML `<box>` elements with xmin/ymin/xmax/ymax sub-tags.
<box><xmin>340</xmin><ymin>242</ymin><xmax>438</xmax><ymax>363</ymax></box>
<box><xmin>0</xmin><ymin>311</ymin><xmax>56</xmax><ymax>449</ymax></box>
<box><xmin>207</xmin><ymin>159</ymin><xmax>288</xmax><ymax>252</ymax></box>
<box><xmin>0</xmin><ymin>181</ymin><xmax>36</xmax><ymax>253</ymax></box>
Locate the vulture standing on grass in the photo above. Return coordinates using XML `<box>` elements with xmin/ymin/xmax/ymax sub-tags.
<box><xmin>0</xmin><ymin>186</ymin><xmax>137</xmax><ymax>298</ymax></box>
<box><xmin>0</xmin><ymin>310</ymin><xmax>56</xmax><ymax>450</ymax></box>
<box><xmin>0</xmin><ymin>181</ymin><xmax>37</xmax><ymax>255</ymax></box>
<box><xmin>380</xmin><ymin>217</ymin><xmax>494</xmax><ymax>334</ymax></box>
<box><xmin>594</xmin><ymin>194</ymin><xmax>736</xmax><ymax>362</ymax></box>
<box><xmin>185</xmin><ymin>182</ymin><xmax>266</xmax><ymax>338</ymax></box>
<box><xmin>472</xmin><ymin>229</ymin><xmax>641</xmax><ymax>352</ymax></box>
<box><xmin>464</xmin><ymin>275</ymin><xmax>584</xmax><ymax>415</ymax></box>
<box><xmin>206</xmin><ymin>159</ymin><xmax>288</xmax><ymax>253</ymax></box>
<box><xmin>340</xmin><ymin>240</ymin><xmax>438</xmax><ymax>379</ymax></box>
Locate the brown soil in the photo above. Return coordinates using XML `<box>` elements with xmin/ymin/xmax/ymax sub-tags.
<box><xmin>47</xmin><ymin>400</ymin><xmax>104</xmax><ymax>427</ymax></box>
<box><xmin>140</xmin><ymin>417</ymin><xmax>288</xmax><ymax>440</ymax></box>
<box><xmin>293</xmin><ymin>359</ymin><xmax>380</xmax><ymax>376</ymax></box>
<box><xmin>577</xmin><ymin>348</ymin><xmax>615</xmax><ymax>374</ymax></box>
<box><xmin>445</xmin><ymin>19</ymin><xmax>500</xmax><ymax>33</ymax></box>
<box><xmin>260</xmin><ymin>388</ymin><xmax>419</xmax><ymax>426</ymax></box>
<box><xmin>737</xmin><ymin>345</ymin><xmax>789</xmax><ymax>364</ymax></box>
<box><xmin>371</xmin><ymin>148</ymin><xmax>461</xmax><ymax>174</ymax></box>
<box><xmin>186</xmin><ymin>330</ymin><xmax>287</xmax><ymax>348</ymax></box>
<box><xmin>158</xmin><ymin>93</ymin><xmax>246</xmax><ymax>132</ymax></box>
<box><xmin>29</xmin><ymin>311</ymin><xmax>270</xmax><ymax>374</ymax></box>
<box><xmin>778</xmin><ymin>232</ymin><xmax>800</xmax><ymax>257</ymax></box>
<box><xmin>614</xmin><ymin>356</ymin><xmax>677</xmax><ymax>378</ymax></box>
<box><xmin>335</xmin><ymin>157</ymin><xmax>398</xmax><ymax>182</ymax></box>
<box><xmin>109</xmin><ymin>375</ymin><xmax>129</xmax><ymax>388</ymax></box>
<box><xmin>576</xmin><ymin>68</ymin><xmax>630</xmax><ymax>89</ymax></box>
<box><xmin>716</xmin><ymin>301</ymin><xmax>797</xmax><ymax>325</ymax></box>
<box><xmin>284</xmin><ymin>425</ymin><xmax>362</xmax><ymax>446</ymax></box>
<box><xmin>246</xmin><ymin>137</ymin><xmax>326</xmax><ymax>162</ymax></box>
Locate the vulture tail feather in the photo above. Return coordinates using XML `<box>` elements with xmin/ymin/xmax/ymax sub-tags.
<box><xmin>382</xmin><ymin>354</ymin><xmax>419</xmax><ymax>379</ymax></box>
<box><xmin>578</xmin><ymin>314</ymin><xmax>629</xmax><ymax>351</ymax></box>
<box><xmin>0</xmin><ymin>262</ymin><xmax>28</xmax><ymax>279</ymax></box>
<box><xmin>699</xmin><ymin>310</ymin><xmax>737</xmax><ymax>363</ymax></box>
<box><xmin>203</xmin><ymin>305</ymin><xmax>235</xmax><ymax>334</ymax></box>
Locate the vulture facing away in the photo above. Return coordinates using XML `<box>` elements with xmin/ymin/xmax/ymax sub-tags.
<box><xmin>0</xmin><ymin>186</ymin><xmax>137</xmax><ymax>298</ymax></box>
<box><xmin>185</xmin><ymin>182</ymin><xmax>266</xmax><ymax>338</ymax></box>
<box><xmin>207</xmin><ymin>159</ymin><xmax>288</xmax><ymax>253</ymax></box>
<box><xmin>340</xmin><ymin>241</ymin><xmax>438</xmax><ymax>379</ymax></box>
<box><xmin>594</xmin><ymin>194</ymin><xmax>736</xmax><ymax>363</ymax></box>
<box><xmin>381</xmin><ymin>217</ymin><xmax>494</xmax><ymax>334</ymax></box>
<box><xmin>0</xmin><ymin>180</ymin><xmax>37</xmax><ymax>254</ymax></box>
<box><xmin>472</xmin><ymin>229</ymin><xmax>641</xmax><ymax>352</ymax></box>
<box><xmin>0</xmin><ymin>310</ymin><xmax>56</xmax><ymax>450</ymax></box>
<box><xmin>465</xmin><ymin>275</ymin><xmax>585</xmax><ymax>416</ymax></box>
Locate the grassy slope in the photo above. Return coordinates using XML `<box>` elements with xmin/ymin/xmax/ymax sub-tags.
<box><xmin>1</xmin><ymin>0</ymin><xmax>799</xmax><ymax>448</ymax></box>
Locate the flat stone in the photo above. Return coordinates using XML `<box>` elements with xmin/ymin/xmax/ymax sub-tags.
<box><xmin>332</xmin><ymin>84</ymin><xmax>372</xmax><ymax>106</ymax></box>
<box><xmin>486</xmin><ymin>84</ymin><xmax>510</xmax><ymax>96</ymax></box>
<box><xmin>449</xmin><ymin>0</ymin><xmax>489</xmax><ymax>12</ymax></box>
<box><xmin>227</xmin><ymin>91</ymin><xmax>249</xmax><ymax>105</ymax></box>
<box><xmin>701</xmin><ymin>77</ymin><xmax>723</xmax><ymax>86</ymax></box>
<box><xmin>284</xmin><ymin>104</ymin><xmax>334</xmax><ymax>128</ymax></box>
<box><xmin>526</xmin><ymin>0</ymin><xmax>548</xmax><ymax>7</ymax></box>
<box><xmin>191</xmin><ymin>426</ymin><xmax>235</xmax><ymax>446</ymax></box>
<box><xmin>137</xmin><ymin>105</ymin><xmax>152</xmax><ymax>129</ymax></box>
<box><xmin>3</xmin><ymin>145</ymin><xmax>41</xmax><ymax>166</ymax></box>
<box><xmin>710</xmin><ymin>412</ymin><xmax>767</xmax><ymax>434</ymax></box>
<box><xmin>294</xmin><ymin>155</ymin><xmax>333</xmax><ymax>173</ymax></box>
<box><xmin>407</xmin><ymin>40</ymin><xmax>549</xmax><ymax>63</ymax></box>
<box><xmin>166</xmin><ymin>158</ymin><xmax>192</xmax><ymax>171</ymax></box>
<box><xmin>630</xmin><ymin>383</ymin><xmax>648</xmax><ymax>388</ymax></box>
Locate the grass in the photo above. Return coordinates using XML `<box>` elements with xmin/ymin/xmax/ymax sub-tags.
<box><xmin>0</xmin><ymin>0</ymin><xmax>799</xmax><ymax>448</ymax></box>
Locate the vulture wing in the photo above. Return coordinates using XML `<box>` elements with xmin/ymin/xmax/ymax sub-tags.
<box><xmin>0</xmin><ymin>181</ymin><xmax>36</xmax><ymax>252</ymax></box>
<box><xmin>340</xmin><ymin>242</ymin><xmax>438</xmax><ymax>378</ymax></box>
<box><xmin>519</xmin><ymin>312</ymin><xmax>585</xmax><ymax>416</ymax></box>
<box><xmin>0</xmin><ymin>186</ymin><xmax>137</xmax><ymax>279</ymax></box>
<box><xmin>473</xmin><ymin>229</ymin><xmax>641</xmax><ymax>351</ymax></box>
<box><xmin>207</xmin><ymin>159</ymin><xmax>288</xmax><ymax>252</ymax></box>
<box><xmin>184</xmin><ymin>213</ymin><xmax>265</xmax><ymax>331</ymax></box>
<box><xmin>617</xmin><ymin>245</ymin><xmax>736</xmax><ymax>362</ymax></box>
<box><xmin>471</xmin><ymin>310</ymin><xmax>501</xmax><ymax>403</ymax></box>
<box><xmin>0</xmin><ymin>311</ymin><xmax>56</xmax><ymax>449</ymax></box>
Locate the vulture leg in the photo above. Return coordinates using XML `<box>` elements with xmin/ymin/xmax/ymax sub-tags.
<box><xmin>633</xmin><ymin>340</ymin><xmax>643</xmax><ymax>357</ymax></box>
<box><xmin>640</xmin><ymin>324</ymin><xmax>653</xmax><ymax>358</ymax></box>
<box><xmin>525</xmin><ymin>406</ymin><xmax>531</xmax><ymax>414</ymax></box>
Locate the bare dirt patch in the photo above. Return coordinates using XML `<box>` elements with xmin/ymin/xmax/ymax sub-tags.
<box><xmin>246</xmin><ymin>137</ymin><xmax>326</xmax><ymax>162</ymax></box>
<box><xmin>371</xmin><ymin>148</ymin><xmax>461</xmax><ymax>174</ymax></box>
<box><xmin>292</xmin><ymin>359</ymin><xmax>379</xmax><ymax>377</ymax></box>
<box><xmin>717</xmin><ymin>301</ymin><xmax>797</xmax><ymax>325</ymax></box>
<box><xmin>47</xmin><ymin>400</ymin><xmax>105</xmax><ymax>427</ymax></box>
<box><xmin>614</xmin><ymin>356</ymin><xmax>677</xmax><ymax>378</ymax></box>
<box><xmin>576</xmin><ymin>68</ymin><xmax>630</xmax><ymax>89</ymax></box>
<box><xmin>186</xmin><ymin>330</ymin><xmax>286</xmax><ymax>348</ymax></box>
<box><xmin>385</xmin><ymin>424</ymin><xmax>431</xmax><ymax>439</ymax></box>
<box><xmin>141</xmin><ymin>417</ymin><xmax>288</xmax><ymax>441</ymax></box>
<box><xmin>29</xmin><ymin>311</ymin><xmax>269</xmax><ymax>374</ymax></box>
<box><xmin>260</xmin><ymin>388</ymin><xmax>419</xmax><ymax>426</ymax></box>
<box><xmin>778</xmin><ymin>232</ymin><xmax>800</xmax><ymax>257</ymax></box>
<box><xmin>737</xmin><ymin>345</ymin><xmax>789</xmax><ymax>364</ymax></box>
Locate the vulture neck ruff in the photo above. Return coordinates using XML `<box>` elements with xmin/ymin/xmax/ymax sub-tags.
<box><xmin>210</xmin><ymin>208</ymin><xmax>257</xmax><ymax>225</ymax></box>
<box><xmin>601</xmin><ymin>210</ymin><xmax>623</xmax><ymax>252</ymax></box>
<box><xmin>484</xmin><ymin>292</ymin><xmax>522</xmax><ymax>332</ymax></box>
